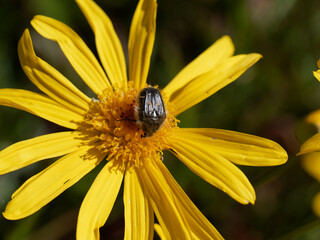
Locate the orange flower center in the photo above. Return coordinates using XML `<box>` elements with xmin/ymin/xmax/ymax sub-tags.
<box><xmin>84</xmin><ymin>82</ymin><xmax>179</xmax><ymax>170</ymax></box>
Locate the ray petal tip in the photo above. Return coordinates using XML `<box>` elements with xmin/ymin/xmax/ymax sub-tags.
<box><xmin>20</xmin><ymin>28</ymin><xmax>30</xmax><ymax>38</ymax></box>
<box><xmin>250</xmin><ymin>192</ymin><xmax>256</xmax><ymax>205</ymax></box>
<box><xmin>2</xmin><ymin>211</ymin><xmax>9</xmax><ymax>220</ymax></box>
<box><xmin>277</xmin><ymin>147</ymin><xmax>288</xmax><ymax>161</ymax></box>
<box><xmin>245</xmin><ymin>188</ymin><xmax>256</xmax><ymax>205</ymax></box>
<box><xmin>297</xmin><ymin>145</ymin><xmax>309</xmax><ymax>156</ymax></box>
<box><xmin>296</xmin><ymin>151</ymin><xmax>303</xmax><ymax>156</ymax></box>
<box><xmin>2</xmin><ymin>207</ymin><xmax>18</xmax><ymax>220</ymax></box>
<box><xmin>218</xmin><ymin>35</ymin><xmax>235</xmax><ymax>54</ymax></box>
<box><xmin>31</xmin><ymin>14</ymin><xmax>43</xmax><ymax>23</ymax></box>
<box><xmin>313</xmin><ymin>70</ymin><xmax>320</xmax><ymax>81</ymax></box>
<box><xmin>18</xmin><ymin>29</ymin><xmax>34</xmax><ymax>58</ymax></box>
<box><xmin>251</xmin><ymin>53</ymin><xmax>263</xmax><ymax>61</ymax></box>
<box><xmin>30</xmin><ymin>15</ymin><xmax>51</xmax><ymax>30</ymax></box>
<box><xmin>239</xmin><ymin>192</ymin><xmax>255</xmax><ymax>205</ymax></box>
<box><xmin>221</xmin><ymin>35</ymin><xmax>234</xmax><ymax>46</ymax></box>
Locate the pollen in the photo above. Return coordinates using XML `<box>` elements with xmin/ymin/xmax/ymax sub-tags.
<box><xmin>83</xmin><ymin>82</ymin><xmax>179</xmax><ymax>170</ymax></box>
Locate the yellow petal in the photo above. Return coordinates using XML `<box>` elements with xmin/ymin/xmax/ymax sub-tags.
<box><xmin>312</xmin><ymin>192</ymin><xmax>320</xmax><ymax>217</ymax></box>
<box><xmin>0</xmin><ymin>89</ymin><xmax>83</xmax><ymax>129</ymax></box>
<box><xmin>299</xmin><ymin>133</ymin><xmax>320</xmax><ymax>155</ymax></box>
<box><xmin>137</xmin><ymin>161</ymin><xmax>191</xmax><ymax>239</ymax></box>
<box><xmin>170</xmin><ymin>136</ymin><xmax>256</xmax><ymax>204</ymax></box>
<box><xmin>314</xmin><ymin>70</ymin><xmax>320</xmax><ymax>82</ymax></box>
<box><xmin>0</xmin><ymin>131</ymin><xmax>85</xmax><ymax>175</ymax></box>
<box><xmin>306</xmin><ymin>109</ymin><xmax>320</xmax><ymax>127</ymax></box>
<box><xmin>3</xmin><ymin>146</ymin><xmax>105</xmax><ymax>220</ymax></box>
<box><xmin>175</xmin><ymin>128</ymin><xmax>287</xmax><ymax>166</ymax></box>
<box><xmin>129</xmin><ymin>0</ymin><xmax>157</xmax><ymax>90</ymax></box>
<box><xmin>301</xmin><ymin>152</ymin><xmax>320</xmax><ymax>182</ymax></box>
<box><xmin>154</xmin><ymin>160</ymin><xmax>224</xmax><ymax>240</ymax></box>
<box><xmin>124</xmin><ymin>169</ymin><xmax>154</xmax><ymax>240</ymax></box>
<box><xmin>163</xmin><ymin>36</ymin><xmax>234</xmax><ymax>98</ymax></box>
<box><xmin>138</xmin><ymin>160</ymin><xmax>223</xmax><ymax>240</ymax></box>
<box><xmin>76</xmin><ymin>0</ymin><xmax>127</xmax><ymax>89</ymax></box>
<box><xmin>18</xmin><ymin>29</ymin><xmax>91</xmax><ymax>115</ymax></box>
<box><xmin>77</xmin><ymin>162</ymin><xmax>124</xmax><ymax>240</ymax></box>
<box><xmin>154</xmin><ymin>224</ymin><xmax>167</xmax><ymax>240</ymax></box>
<box><xmin>31</xmin><ymin>15</ymin><xmax>110</xmax><ymax>95</ymax></box>
<box><xmin>170</xmin><ymin>53</ymin><xmax>262</xmax><ymax>115</ymax></box>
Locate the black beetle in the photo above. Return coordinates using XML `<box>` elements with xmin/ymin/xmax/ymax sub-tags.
<box><xmin>136</xmin><ymin>87</ymin><xmax>166</xmax><ymax>137</ymax></box>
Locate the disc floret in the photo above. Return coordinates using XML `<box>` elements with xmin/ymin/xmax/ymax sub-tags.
<box><xmin>84</xmin><ymin>83</ymin><xmax>179</xmax><ymax>170</ymax></box>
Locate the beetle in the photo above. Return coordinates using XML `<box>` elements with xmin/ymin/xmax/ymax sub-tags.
<box><xmin>135</xmin><ymin>87</ymin><xmax>166</xmax><ymax>137</ymax></box>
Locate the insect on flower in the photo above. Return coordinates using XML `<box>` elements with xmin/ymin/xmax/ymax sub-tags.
<box><xmin>117</xmin><ymin>87</ymin><xmax>166</xmax><ymax>137</ymax></box>
<box><xmin>136</xmin><ymin>87</ymin><xmax>166</xmax><ymax>137</ymax></box>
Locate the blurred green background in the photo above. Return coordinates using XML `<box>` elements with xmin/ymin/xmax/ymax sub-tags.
<box><xmin>1</xmin><ymin>0</ymin><xmax>320</xmax><ymax>239</ymax></box>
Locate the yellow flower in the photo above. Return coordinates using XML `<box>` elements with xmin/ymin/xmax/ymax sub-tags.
<box><xmin>299</xmin><ymin>59</ymin><xmax>320</xmax><ymax>217</ymax></box>
<box><xmin>0</xmin><ymin>0</ymin><xmax>287</xmax><ymax>239</ymax></box>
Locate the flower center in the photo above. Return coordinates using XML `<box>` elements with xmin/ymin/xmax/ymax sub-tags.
<box><xmin>84</xmin><ymin>82</ymin><xmax>179</xmax><ymax>170</ymax></box>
